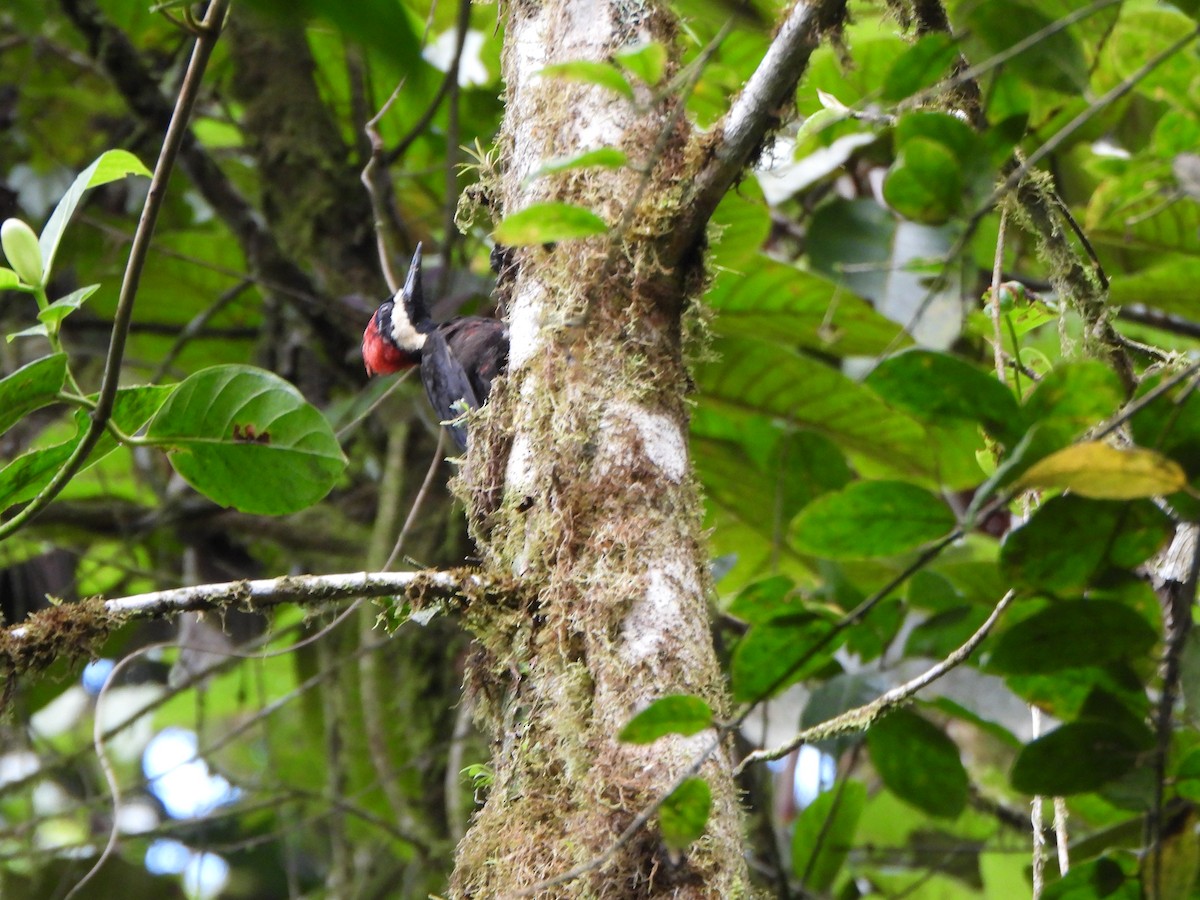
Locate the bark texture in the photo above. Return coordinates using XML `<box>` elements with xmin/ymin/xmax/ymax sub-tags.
<box><xmin>453</xmin><ymin>1</ymin><xmax>751</xmax><ymax>896</ymax></box>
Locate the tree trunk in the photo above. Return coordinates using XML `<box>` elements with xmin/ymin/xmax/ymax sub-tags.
<box><xmin>453</xmin><ymin>2</ymin><xmax>751</xmax><ymax>896</ymax></box>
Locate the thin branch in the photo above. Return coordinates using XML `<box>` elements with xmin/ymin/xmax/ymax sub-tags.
<box><xmin>3</xmin><ymin>569</ymin><xmax>499</xmax><ymax>643</ymax></box>
<box><xmin>736</xmin><ymin>591</ymin><xmax>1015</xmax><ymax>772</ymax></box>
<box><xmin>0</xmin><ymin>0</ymin><xmax>231</xmax><ymax>540</ymax></box>
<box><xmin>667</xmin><ymin>0</ymin><xmax>848</xmax><ymax>265</ymax></box>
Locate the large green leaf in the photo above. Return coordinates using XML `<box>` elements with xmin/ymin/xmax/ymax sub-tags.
<box><xmin>705</xmin><ymin>257</ymin><xmax>909</xmax><ymax>356</ymax></box>
<box><xmin>883</xmin><ymin>137</ymin><xmax>963</xmax><ymax>224</ymax></box>
<box><xmin>988</xmin><ymin>600</ymin><xmax>1159</xmax><ymax>674</ymax></box>
<box><xmin>953</xmin><ymin>0</ymin><xmax>1089</xmax><ymax>94</ymax></box>
<box><xmin>730</xmin><ymin>614</ymin><xmax>841</xmax><ymax>702</ymax></box>
<box><xmin>865</xmin><ymin>349</ymin><xmax>1024</xmax><ymax>445</ymax></box>
<box><xmin>1011</xmin><ymin>721</ymin><xmax>1148</xmax><ymax>795</ymax></box>
<box><xmin>792</xmin><ymin>780</ymin><xmax>867</xmax><ymax>891</ymax></box>
<box><xmin>698</xmin><ymin>336</ymin><xmax>932</xmax><ymax>475</ymax></box>
<box><xmin>1000</xmin><ymin>496</ymin><xmax>1173</xmax><ymax>592</ymax></box>
<box><xmin>0</xmin><ymin>354</ymin><xmax>67</xmax><ymax>437</ymax></box>
<box><xmin>881</xmin><ymin>33</ymin><xmax>959</xmax><ymax>102</ymax></box>
<box><xmin>792</xmin><ymin>480</ymin><xmax>956</xmax><ymax>559</ymax></box>
<box><xmin>694</xmin><ymin>435</ymin><xmax>820</xmax><ymax>589</ymax></box>
<box><xmin>146</xmin><ymin>365</ymin><xmax>347</xmax><ymax>515</ymax></box>
<box><xmin>866</xmin><ymin>708</ymin><xmax>968</xmax><ymax>818</ymax></box>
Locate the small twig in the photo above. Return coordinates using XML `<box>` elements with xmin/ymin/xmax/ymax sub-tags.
<box><xmin>1031</xmin><ymin>707</ymin><xmax>1046</xmax><ymax>899</ymax></box>
<box><xmin>386</xmin><ymin>429</ymin><xmax>448</xmax><ymax>570</ymax></box>
<box><xmin>989</xmin><ymin>206</ymin><xmax>1009</xmax><ymax>384</ymax></box>
<box><xmin>736</xmin><ymin>591</ymin><xmax>1015</xmax><ymax>772</ymax></box>
<box><xmin>64</xmin><ymin>640</ymin><xmax>174</xmax><ymax>899</ymax></box>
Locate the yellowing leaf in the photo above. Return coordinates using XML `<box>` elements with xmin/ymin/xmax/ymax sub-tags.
<box><xmin>1016</xmin><ymin>442</ymin><xmax>1186</xmax><ymax>499</ymax></box>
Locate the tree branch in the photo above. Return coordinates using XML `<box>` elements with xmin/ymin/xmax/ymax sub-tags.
<box><xmin>667</xmin><ymin>0</ymin><xmax>848</xmax><ymax>265</ymax></box>
<box><xmin>735</xmin><ymin>590</ymin><xmax>1016</xmax><ymax>772</ymax></box>
<box><xmin>1</xmin><ymin>569</ymin><xmax>516</xmax><ymax>680</ymax></box>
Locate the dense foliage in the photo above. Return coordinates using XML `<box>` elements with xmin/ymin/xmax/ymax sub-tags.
<box><xmin>2</xmin><ymin>0</ymin><xmax>1199</xmax><ymax>897</ymax></box>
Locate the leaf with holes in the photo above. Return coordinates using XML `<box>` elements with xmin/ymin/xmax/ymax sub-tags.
<box><xmin>146</xmin><ymin>365</ymin><xmax>346</xmax><ymax>515</ymax></box>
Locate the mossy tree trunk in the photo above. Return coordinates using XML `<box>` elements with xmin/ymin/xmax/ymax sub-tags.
<box><xmin>453</xmin><ymin>2</ymin><xmax>753</xmax><ymax>896</ymax></box>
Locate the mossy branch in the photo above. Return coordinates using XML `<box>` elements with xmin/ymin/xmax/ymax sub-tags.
<box><xmin>736</xmin><ymin>591</ymin><xmax>1015</xmax><ymax>773</ymax></box>
<box><xmin>0</xmin><ymin>569</ymin><xmax>519</xmax><ymax>679</ymax></box>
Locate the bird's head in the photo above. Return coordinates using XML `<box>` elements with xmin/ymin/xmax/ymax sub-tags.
<box><xmin>362</xmin><ymin>244</ymin><xmax>429</xmax><ymax>376</ymax></box>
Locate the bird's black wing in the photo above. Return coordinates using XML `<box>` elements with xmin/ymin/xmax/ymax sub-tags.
<box><xmin>420</xmin><ymin>328</ymin><xmax>480</xmax><ymax>450</ymax></box>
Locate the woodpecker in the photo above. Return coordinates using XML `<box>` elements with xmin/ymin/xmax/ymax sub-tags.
<box><xmin>362</xmin><ymin>244</ymin><xmax>508</xmax><ymax>449</ymax></box>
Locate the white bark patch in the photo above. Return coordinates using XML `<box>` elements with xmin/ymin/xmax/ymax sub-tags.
<box><xmin>620</xmin><ymin>556</ymin><xmax>698</xmax><ymax>667</ymax></box>
<box><xmin>601</xmin><ymin>401</ymin><xmax>688</xmax><ymax>483</ymax></box>
<box><xmin>506</xmin><ymin>426</ymin><xmax>536</xmax><ymax>498</ymax></box>
<box><xmin>507</xmin><ymin>280</ymin><xmax>546</xmax><ymax>371</ymax></box>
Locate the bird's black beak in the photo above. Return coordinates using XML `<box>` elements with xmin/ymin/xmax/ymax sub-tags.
<box><xmin>403</xmin><ymin>242</ymin><xmax>423</xmax><ymax>305</ymax></box>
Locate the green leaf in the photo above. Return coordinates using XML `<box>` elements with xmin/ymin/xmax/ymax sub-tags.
<box><xmin>1000</xmin><ymin>496</ymin><xmax>1173</xmax><ymax>592</ymax></box>
<box><xmin>492</xmin><ymin>202</ymin><xmax>608</xmax><ymax>246</ymax></box>
<box><xmin>0</xmin><ymin>386</ymin><xmax>172</xmax><ymax>510</ymax></box>
<box><xmin>866</xmin><ymin>709</ymin><xmax>968</xmax><ymax>818</ymax></box>
<box><xmin>659</xmin><ymin>778</ymin><xmax>711</xmax><ymax>851</ymax></box>
<box><xmin>882</xmin><ymin>33</ymin><xmax>960</xmax><ymax>101</ymax></box>
<box><xmin>1042</xmin><ymin>856</ymin><xmax>1138</xmax><ymax>900</ymax></box>
<box><xmin>0</xmin><ymin>267</ymin><xmax>20</xmax><ymax>290</ymax></box>
<box><xmin>539</xmin><ymin>60</ymin><xmax>634</xmax><ymax>99</ymax></box>
<box><xmin>1108</xmin><ymin>256</ymin><xmax>1200</xmax><ymax>319</ymax></box>
<box><xmin>0</xmin><ymin>354</ymin><xmax>67</xmax><ymax>437</ymax></box>
<box><xmin>792</xmin><ymin>480</ymin><xmax>956</xmax><ymax>559</ymax></box>
<box><xmin>988</xmin><ymin>600</ymin><xmax>1159</xmax><ymax>674</ymax></box>
<box><xmin>1011</xmin><ymin>722</ymin><xmax>1146</xmax><ymax>795</ymax></box>
<box><xmin>727</xmin><ymin>576</ymin><xmax>801</xmax><ymax>625</ymax></box>
<box><xmin>708</xmin><ymin>181</ymin><xmax>770</xmax><ymax>269</ymax></box>
<box><xmin>619</xmin><ymin>696</ymin><xmax>714</xmax><ymax>743</ymax></box>
<box><xmin>698</xmin><ymin>337</ymin><xmax>932</xmax><ymax>476</ymax></box>
<box><xmin>865</xmin><ymin>349</ymin><xmax>1023</xmax><ymax>444</ymax></box>
<box><xmin>527</xmin><ymin>148</ymin><xmax>628</xmax><ymax>181</ymax></box>
<box><xmin>39</xmin><ymin>150</ymin><xmax>150</xmax><ymax>279</ymax></box>
<box><xmin>1016</xmin><ymin>442</ymin><xmax>1187</xmax><ymax>499</ymax></box>
<box><xmin>883</xmin><ymin>138</ymin><xmax>963</xmax><ymax>224</ymax></box>
<box><xmin>895</xmin><ymin>111</ymin><xmax>982</xmax><ymax>166</ymax></box>
<box><xmin>706</xmin><ymin>258</ymin><xmax>910</xmax><ymax>357</ymax></box>
<box><xmin>242</xmin><ymin>0</ymin><xmax>422</xmax><ymax>64</ymax></box>
<box><xmin>37</xmin><ymin>284</ymin><xmax>101</xmax><ymax>331</ymax></box>
<box><xmin>731</xmin><ymin>615</ymin><xmax>841</xmax><ymax>702</ymax></box>
<box><xmin>7</xmin><ymin>323</ymin><xmax>49</xmax><ymax>343</ymax></box>
<box><xmin>146</xmin><ymin>365</ymin><xmax>347</xmax><ymax>515</ymax></box>
<box><xmin>956</xmin><ymin>0</ymin><xmax>1089</xmax><ymax>94</ymax></box>
<box><xmin>615</xmin><ymin>41</ymin><xmax>668</xmax><ymax>85</ymax></box>
<box><xmin>791</xmin><ymin>780</ymin><xmax>867</xmax><ymax>890</ymax></box>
